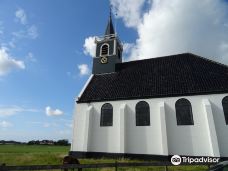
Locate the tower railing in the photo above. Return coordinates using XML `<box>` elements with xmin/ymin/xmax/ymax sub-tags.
<box><xmin>95</xmin><ymin>34</ymin><xmax>117</xmax><ymax>42</ymax></box>
<box><xmin>95</xmin><ymin>34</ymin><xmax>123</xmax><ymax>49</ymax></box>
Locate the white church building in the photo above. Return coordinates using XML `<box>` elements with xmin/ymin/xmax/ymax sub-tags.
<box><xmin>70</xmin><ymin>15</ymin><xmax>228</xmax><ymax>160</ymax></box>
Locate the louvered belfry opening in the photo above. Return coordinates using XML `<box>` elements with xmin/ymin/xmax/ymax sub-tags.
<box><xmin>101</xmin><ymin>44</ymin><xmax>109</xmax><ymax>56</ymax></box>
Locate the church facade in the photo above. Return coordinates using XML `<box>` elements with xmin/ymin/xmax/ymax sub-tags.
<box><xmin>70</xmin><ymin>16</ymin><xmax>228</xmax><ymax>159</ymax></box>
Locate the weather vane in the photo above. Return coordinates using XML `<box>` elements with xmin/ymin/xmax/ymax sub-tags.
<box><xmin>109</xmin><ymin>3</ymin><xmax>118</xmax><ymax>34</ymax></box>
<box><xmin>109</xmin><ymin>3</ymin><xmax>118</xmax><ymax>17</ymax></box>
<box><xmin>110</xmin><ymin>4</ymin><xmax>112</xmax><ymax>17</ymax></box>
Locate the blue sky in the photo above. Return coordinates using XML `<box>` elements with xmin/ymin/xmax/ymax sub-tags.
<box><xmin>1</xmin><ymin>0</ymin><xmax>228</xmax><ymax>142</ymax></box>
<box><xmin>0</xmin><ymin>0</ymin><xmax>132</xmax><ymax>142</ymax></box>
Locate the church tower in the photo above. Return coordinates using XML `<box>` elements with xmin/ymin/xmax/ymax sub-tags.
<box><xmin>92</xmin><ymin>14</ymin><xmax>123</xmax><ymax>74</ymax></box>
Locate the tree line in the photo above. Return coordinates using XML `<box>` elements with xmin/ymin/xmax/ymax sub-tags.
<box><xmin>27</xmin><ymin>139</ymin><xmax>70</xmax><ymax>146</ymax></box>
<box><xmin>0</xmin><ymin>139</ymin><xmax>70</xmax><ymax>146</ymax></box>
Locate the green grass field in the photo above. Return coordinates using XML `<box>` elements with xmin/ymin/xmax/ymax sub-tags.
<box><xmin>0</xmin><ymin>145</ymin><xmax>209</xmax><ymax>171</ymax></box>
<box><xmin>0</xmin><ymin>144</ymin><xmax>69</xmax><ymax>165</ymax></box>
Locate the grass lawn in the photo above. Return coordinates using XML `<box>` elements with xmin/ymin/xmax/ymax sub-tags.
<box><xmin>0</xmin><ymin>145</ymin><xmax>209</xmax><ymax>171</ymax></box>
<box><xmin>0</xmin><ymin>144</ymin><xmax>70</xmax><ymax>165</ymax></box>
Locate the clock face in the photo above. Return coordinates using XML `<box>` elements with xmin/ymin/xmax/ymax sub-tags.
<box><xmin>100</xmin><ymin>57</ymin><xmax>108</xmax><ymax>64</ymax></box>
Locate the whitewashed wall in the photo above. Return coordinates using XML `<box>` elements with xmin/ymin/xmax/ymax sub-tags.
<box><xmin>71</xmin><ymin>93</ymin><xmax>228</xmax><ymax>157</ymax></box>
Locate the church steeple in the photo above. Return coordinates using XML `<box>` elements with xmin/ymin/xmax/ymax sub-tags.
<box><xmin>92</xmin><ymin>12</ymin><xmax>123</xmax><ymax>74</ymax></box>
<box><xmin>105</xmin><ymin>14</ymin><xmax>115</xmax><ymax>35</ymax></box>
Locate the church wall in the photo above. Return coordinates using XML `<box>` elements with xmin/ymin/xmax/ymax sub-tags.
<box><xmin>123</xmin><ymin>100</ymin><xmax>165</xmax><ymax>155</ymax></box>
<box><xmin>72</xmin><ymin>103</ymin><xmax>90</xmax><ymax>151</ymax></box>
<box><xmin>72</xmin><ymin>93</ymin><xmax>228</xmax><ymax>157</ymax></box>
<box><xmin>165</xmin><ymin>95</ymin><xmax>214</xmax><ymax>156</ymax></box>
<box><xmin>210</xmin><ymin>95</ymin><xmax>228</xmax><ymax>156</ymax></box>
<box><xmin>86</xmin><ymin>102</ymin><xmax>121</xmax><ymax>153</ymax></box>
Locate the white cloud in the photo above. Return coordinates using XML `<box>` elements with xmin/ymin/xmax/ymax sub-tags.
<box><xmin>12</xmin><ymin>30</ymin><xmax>25</xmax><ymax>39</ymax></box>
<box><xmin>26</xmin><ymin>52</ymin><xmax>37</xmax><ymax>62</ymax></box>
<box><xmin>78</xmin><ymin>64</ymin><xmax>90</xmax><ymax>76</ymax></box>
<box><xmin>110</xmin><ymin>0</ymin><xmax>146</xmax><ymax>28</ymax></box>
<box><xmin>122</xmin><ymin>43</ymin><xmax>135</xmax><ymax>60</ymax></box>
<box><xmin>110</xmin><ymin>0</ymin><xmax>228</xmax><ymax>64</ymax></box>
<box><xmin>27</xmin><ymin>25</ymin><xmax>38</xmax><ymax>39</ymax></box>
<box><xmin>83</xmin><ymin>36</ymin><xmax>96</xmax><ymax>57</ymax></box>
<box><xmin>0</xmin><ymin>47</ymin><xmax>25</xmax><ymax>76</ymax></box>
<box><xmin>15</xmin><ymin>8</ymin><xmax>27</xmax><ymax>25</ymax></box>
<box><xmin>0</xmin><ymin>121</ymin><xmax>13</xmax><ymax>128</ymax></box>
<box><xmin>13</xmin><ymin>8</ymin><xmax>38</xmax><ymax>41</ymax></box>
<box><xmin>123</xmin><ymin>43</ymin><xmax>134</xmax><ymax>53</ymax></box>
<box><xmin>12</xmin><ymin>25</ymin><xmax>38</xmax><ymax>40</ymax></box>
<box><xmin>0</xmin><ymin>106</ymin><xmax>38</xmax><ymax>117</ymax></box>
<box><xmin>45</xmin><ymin>106</ymin><xmax>64</xmax><ymax>116</ymax></box>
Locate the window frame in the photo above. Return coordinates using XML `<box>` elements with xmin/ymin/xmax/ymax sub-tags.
<box><xmin>100</xmin><ymin>43</ymin><xmax>109</xmax><ymax>57</ymax></box>
<box><xmin>222</xmin><ymin>96</ymin><xmax>228</xmax><ymax>125</ymax></box>
<box><xmin>135</xmin><ymin>101</ymin><xmax>150</xmax><ymax>126</ymax></box>
<box><xmin>175</xmin><ymin>98</ymin><xmax>194</xmax><ymax>126</ymax></box>
<box><xmin>100</xmin><ymin>103</ymin><xmax>113</xmax><ymax>127</ymax></box>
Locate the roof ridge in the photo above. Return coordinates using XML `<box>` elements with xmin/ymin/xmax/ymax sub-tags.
<box><xmin>187</xmin><ymin>53</ymin><xmax>228</xmax><ymax>69</ymax></box>
<box><xmin>121</xmin><ymin>53</ymin><xmax>228</xmax><ymax>69</ymax></box>
<box><xmin>121</xmin><ymin>52</ymin><xmax>194</xmax><ymax>65</ymax></box>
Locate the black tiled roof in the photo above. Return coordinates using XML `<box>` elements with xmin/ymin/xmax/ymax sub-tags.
<box><xmin>78</xmin><ymin>53</ymin><xmax>228</xmax><ymax>103</ymax></box>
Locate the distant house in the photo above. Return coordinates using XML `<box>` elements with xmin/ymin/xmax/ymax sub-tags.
<box><xmin>40</xmin><ymin>140</ymin><xmax>54</xmax><ymax>145</ymax></box>
<box><xmin>27</xmin><ymin>140</ymin><xmax>54</xmax><ymax>145</ymax></box>
<box><xmin>70</xmin><ymin>15</ymin><xmax>228</xmax><ymax>159</ymax></box>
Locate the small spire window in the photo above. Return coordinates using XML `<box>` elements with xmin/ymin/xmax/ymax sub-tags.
<box><xmin>100</xmin><ymin>44</ymin><xmax>109</xmax><ymax>56</ymax></box>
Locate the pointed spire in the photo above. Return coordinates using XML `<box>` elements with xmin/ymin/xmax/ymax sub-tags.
<box><xmin>104</xmin><ymin>8</ymin><xmax>115</xmax><ymax>35</ymax></box>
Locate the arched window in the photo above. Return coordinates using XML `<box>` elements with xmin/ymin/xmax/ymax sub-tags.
<box><xmin>175</xmin><ymin>98</ymin><xmax>194</xmax><ymax>125</ymax></box>
<box><xmin>100</xmin><ymin>44</ymin><xmax>109</xmax><ymax>56</ymax></box>
<box><xmin>100</xmin><ymin>103</ymin><xmax>113</xmax><ymax>127</ymax></box>
<box><xmin>136</xmin><ymin>101</ymin><xmax>150</xmax><ymax>126</ymax></box>
<box><xmin>222</xmin><ymin>96</ymin><xmax>228</xmax><ymax>125</ymax></box>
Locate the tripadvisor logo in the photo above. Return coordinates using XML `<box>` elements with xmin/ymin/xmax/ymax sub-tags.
<box><xmin>171</xmin><ymin>155</ymin><xmax>220</xmax><ymax>165</ymax></box>
<box><xmin>171</xmin><ymin>155</ymin><xmax>182</xmax><ymax>165</ymax></box>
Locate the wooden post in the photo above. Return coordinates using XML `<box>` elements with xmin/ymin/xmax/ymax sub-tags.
<box><xmin>115</xmin><ymin>161</ymin><xmax>118</xmax><ymax>171</ymax></box>
<box><xmin>164</xmin><ymin>165</ymin><xmax>168</xmax><ymax>171</ymax></box>
<box><xmin>64</xmin><ymin>167</ymin><xmax>68</xmax><ymax>171</ymax></box>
